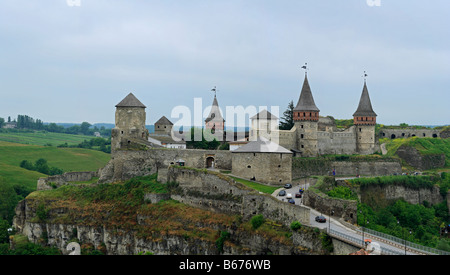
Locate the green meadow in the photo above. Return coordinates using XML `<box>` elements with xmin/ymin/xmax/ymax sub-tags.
<box><xmin>0</xmin><ymin>140</ymin><xmax>110</xmax><ymax>192</ymax></box>
<box><xmin>0</xmin><ymin>131</ymin><xmax>95</xmax><ymax>146</ymax></box>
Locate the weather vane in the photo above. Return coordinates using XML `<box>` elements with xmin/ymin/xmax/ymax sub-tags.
<box><xmin>211</xmin><ymin>86</ymin><xmax>217</xmax><ymax>97</ymax></box>
<box><xmin>301</xmin><ymin>63</ymin><xmax>308</xmax><ymax>75</ymax></box>
<box><xmin>363</xmin><ymin>71</ymin><xmax>368</xmax><ymax>82</ymax></box>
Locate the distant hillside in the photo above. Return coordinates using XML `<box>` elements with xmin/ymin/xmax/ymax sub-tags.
<box><xmin>0</xmin><ymin>131</ymin><xmax>97</xmax><ymax>146</ymax></box>
<box><xmin>382</xmin><ymin>137</ymin><xmax>450</xmax><ymax>170</ymax></box>
<box><xmin>0</xmin><ymin>140</ymin><xmax>110</xmax><ymax>223</ymax></box>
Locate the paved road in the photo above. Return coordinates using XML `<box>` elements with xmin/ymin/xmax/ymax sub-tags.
<box><xmin>272</xmin><ymin>183</ymin><xmax>420</xmax><ymax>255</ymax></box>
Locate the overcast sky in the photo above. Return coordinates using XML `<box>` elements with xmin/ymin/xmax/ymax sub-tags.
<box><xmin>0</xmin><ymin>0</ymin><xmax>449</xmax><ymax>127</ymax></box>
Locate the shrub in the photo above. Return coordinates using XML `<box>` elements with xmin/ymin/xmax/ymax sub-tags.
<box><xmin>290</xmin><ymin>221</ymin><xmax>302</xmax><ymax>231</ymax></box>
<box><xmin>250</xmin><ymin>214</ymin><xmax>265</xmax><ymax>230</ymax></box>
<box><xmin>215</xmin><ymin>230</ymin><xmax>230</xmax><ymax>253</ymax></box>
<box><xmin>36</xmin><ymin>204</ymin><xmax>48</xmax><ymax>222</ymax></box>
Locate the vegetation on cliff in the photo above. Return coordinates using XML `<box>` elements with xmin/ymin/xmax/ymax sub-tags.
<box><xmin>7</xmin><ymin>174</ymin><xmax>309</xmax><ymax>255</ymax></box>
<box><xmin>381</xmin><ymin>137</ymin><xmax>450</xmax><ymax>169</ymax></box>
<box><xmin>351</xmin><ymin>174</ymin><xmax>450</xmax><ymax>251</ymax></box>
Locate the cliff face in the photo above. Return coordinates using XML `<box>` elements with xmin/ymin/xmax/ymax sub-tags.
<box><xmin>12</xmin><ymin>175</ymin><xmax>325</xmax><ymax>255</ymax></box>
<box><xmin>396</xmin><ymin>144</ymin><xmax>445</xmax><ymax>170</ymax></box>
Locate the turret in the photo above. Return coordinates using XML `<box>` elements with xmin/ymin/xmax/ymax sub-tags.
<box><xmin>293</xmin><ymin>74</ymin><xmax>320</xmax><ymax>156</ymax></box>
<box><xmin>353</xmin><ymin>81</ymin><xmax>377</xmax><ymax>154</ymax></box>
<box><xmin>111</xmin><ymin>93</ymin><xmax>149</xmax><ymax>152</ymax></box>
<box><xmin>205</xmin><ymin>88</ymin><xmax>225</xmax><ymax>140</ymax></box>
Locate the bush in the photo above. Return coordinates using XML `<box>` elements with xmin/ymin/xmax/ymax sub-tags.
<box><xmin>250</xmin><ymin>214</ymin><xmax>265</xmax><ymax>230</ymax></box>
<box><xmin>290</xmin><ymin>221</ymin><xmax>302</xmax><ymax>231</ymax></box>
<box><xmin>327</xmin><ymin>186</ymin><xmax>358</xmax><ymax>200</ymax></box>
<box><xmin>215</xmin><ymin>230</ymin><xmax>230</xmax><ymax>253</ymax></box>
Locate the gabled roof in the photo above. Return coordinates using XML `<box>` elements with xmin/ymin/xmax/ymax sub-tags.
<box><xmin>115</xmin><ymin>93</ymin><xmax>146</xmax><ymax>108</ymax></box>
<box><xmin>353</xmin><ymin>82</ymin><xmax>377</xmax><ymax>117</ymax></box>
<box><xmin>155</xmin><ymin>116</ymin><xmax>173</xmax><ymax>125</ymax></box>
<box><xmin>205</xmin><ymin>95</ymin><xmax>225</xmax><ymax>123</ymax></box>
<box><xmin>294</xmin><ymin>75</ymin><xmax>320</xmax><ymax>112</ymax></box>
<box><xmin>250</xmin><ymin>109</ymin><xmax>278</xmax><ymax>120</ymax></box>
<box><xmin>232</xmin><ymin>137</ymin><xmax>292</xmax><ymax>154</ymax></box>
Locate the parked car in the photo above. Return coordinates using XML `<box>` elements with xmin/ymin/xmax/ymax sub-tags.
<box><xmin>288</xmin><ymin>199</ymin><xmax>295</xmax><ymax>204</ymax></box>
<box><xmin>286</xmin><ymin>193</ymin><xmax>292</xmax><ymax>199</ymax></box>
<box><xmin>315</xmin><ymin>216</ymin><xmax>326</xmax><ymax>223</ymax></box>
<box><xmin>284</xmin><ymin>183</ymin><xmax>292</xmax><ymax>189</ymax></box>
<box><xmin>278</xmin><ymin>190</ymin><xmax>286</xmax><ymax>196</ymax></box>
<box><xmin>295</xmin><ymin>193</ymin><xmax>302</xmax><ymax>198</ymax></box>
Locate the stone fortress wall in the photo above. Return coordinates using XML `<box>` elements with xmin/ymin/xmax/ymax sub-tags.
<box><xmin>379</xmin><ymin>128</ymin><xmax>441</xmax><ymax>139</ymax></box>
<box><xmin>37</xmin><ymin>171</ymin><xmax>98</xmax><ymax>191</ymax></box>
<box><xmin>163</xmin><ymin>166</ymin><xmax>311</xmax><ymax>227</ymax></box>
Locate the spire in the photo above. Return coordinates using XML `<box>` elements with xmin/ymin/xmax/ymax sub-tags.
<box><xmin>115</xmin><ymin>93</ymin><xmax>146</xmax><ymax>108</ymax></box>
<box><xmin>205</xmin><ymin>88</ymin><xmax>225</xmax><ymax>123</ymax></box>
<box><xmin>294</xmin><ymin>74</ymin><xmax>320</xmax><ymax>112</ymax></box>
<box><xmin>353</xmin><ymin>81</ymin><xmax>377</xmax><ymax>117</ymax></box>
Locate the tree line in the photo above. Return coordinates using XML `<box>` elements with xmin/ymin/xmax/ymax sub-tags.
<box><xmin>0</xmin><ymin>114</ymin><xmax>111</xmax><ymax>137</ymax></box>
<box><xmin>20</xmin><ymin>158</ymin><xmax>64</xmax><ymax>176</ymax></box>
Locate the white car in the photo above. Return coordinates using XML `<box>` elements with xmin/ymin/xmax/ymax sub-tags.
<box><xmin>286</xmin><ymin>193</ymin><xmax>292</xmax><ymax>199</ymax></box>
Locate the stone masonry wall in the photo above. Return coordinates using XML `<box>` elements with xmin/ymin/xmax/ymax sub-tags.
<box><xmin>37</xmin><ymin>171</ymin><xmax>98</xmax><ymax>191</ymax></box>
<box><xmin>231</xmin><ymin>152</ymin><xmax>292</xmax><ymax>185</ymax></box>
<box><xmin>166</xmin><ymin>166</ymin><xmax>310</xmax><ymax>227</ymax></box>
<box><xmin>292</xmin><ymin>158</ymin><xmax>402</xmax><ymax>178</ymax></box>
<box><xmin>98</xmin><ymin>148</ymin><xmax>232</xmax><ymax>183</ymax></box>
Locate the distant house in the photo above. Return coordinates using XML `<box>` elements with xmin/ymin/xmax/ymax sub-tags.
<box><xmin>2</xmin><ymin>122</ymin><xmax>17</xmax><ymax>129</ymax></box>
<box><xmin>94</xmin><ymin>132</ymin><xmax>101</xmax><ymax>137</ymax></box>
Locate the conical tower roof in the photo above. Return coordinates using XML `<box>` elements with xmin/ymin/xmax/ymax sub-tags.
<box><xmin>205</xmin><ymin>95</ymin><xmax>225</xmax><ymax>123</ymax></box>
<box><xmin>155</xmin><ymin>116</ymin><xmax>173</xmax><ymax>125</ymax></box>
<box><xmin>115</xmin><ymin>93</ymin><xmax>146</xmax><ymax>108</ymax></box>
<box><xmin>294</xmin><ymin>75</ymin><xmax>320</xmax><ymax>112</ymax></box>
<box><xmin>353</xmin><ymin>82</ymin><xmax>377</xmax><ymax>117</ymax></box>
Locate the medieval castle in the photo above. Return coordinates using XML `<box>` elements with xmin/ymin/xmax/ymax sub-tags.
<box><xmin>106</xmin><ymin>71</ymin><xmax>381</xmax><ymax>185</ymax></box>
<box><xmin>111</xmin><ymin>72</ymin><xmax>378</xmax><ymax>157</ymax></box>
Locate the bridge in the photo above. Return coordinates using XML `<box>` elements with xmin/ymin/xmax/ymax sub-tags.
<box><xmin>313</xmin><ymin>208</ymin><xmax>450</xmax><ymax>255</ymax></box>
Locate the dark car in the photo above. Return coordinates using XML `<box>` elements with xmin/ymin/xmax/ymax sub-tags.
<box><xmin>315</xmin><ymin>216</ymin><xmax>326</xmax><ymax>223</ymax></box>
<box><xmin>295</xmin><ymin>193</ymin><xmax>302</xmax><ymax>198</ymax></box>
<box><xmin>288</xmin><ymin>199</ymin><xmax>295</xmax><ymax>204</ymax></box>
<box><xmin>278</xmin><ymin>190</ymin><xmax>286</xmax><ymax>196</ymax></box>
<box><xmin>284</xmin><ymin>183</ymin><xmax>292</xmax><ymax>189</ymax></box>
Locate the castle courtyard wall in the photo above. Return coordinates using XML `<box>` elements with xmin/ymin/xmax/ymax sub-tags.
<box><xmin>98</xmin><ymin>148</ymin><xmax>232</xmax><ymax>183</ymax></box>
<box><xmin>167</xmin><ymin>166</ymin><xmax>310</xmax><ymax>227</ymax></box>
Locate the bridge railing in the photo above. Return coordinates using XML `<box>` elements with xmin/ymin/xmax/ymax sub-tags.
<box><xmin>360</xmin><ymin>227</ymin><xmax>450</xmax><ymax>255</ymax></box>
<box><xmin>329</xmin><ymin>229</ymin><xmax>403</xmax><ymax>255</ymax></box>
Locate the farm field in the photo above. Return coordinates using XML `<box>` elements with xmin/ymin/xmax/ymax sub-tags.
<box><xmin>0</xmin><ymin>140</ymin><xmax>110</xmax><ymax>192</ymax></box>
<box><xmin>0</xmin><ymin>131</ymin><xmax>95</xmax><ymax>146</ymax></box>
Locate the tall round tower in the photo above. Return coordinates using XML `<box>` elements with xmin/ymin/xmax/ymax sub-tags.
<box><xmin>353</xmin><ymin>81</ymin><xmax>377</xmax><ymax>154</ymax></box>
<box><xmin>293</xmin><ymin>74</ymin><xmax>320</xmax><ymax>157</ymax></box>
<box><xmin>111</xmin><ymin>93</ymin><xmax>149</xmax><ymax>152</ymax></box>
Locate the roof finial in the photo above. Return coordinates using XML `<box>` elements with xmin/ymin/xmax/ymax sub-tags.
<box><xmin>363</xmin><ymin>70</ymin><xmax>368</xmax><ymax>83</ymax></box>
<box><xmin>211</xmin><ymin>86</ymin><xmax>217</xmax><ymax>97</ymax></box>
<box><xmin>301</xmin><ymin>63</ymin><xmax>308</xmax><ymax>76</ymax></box>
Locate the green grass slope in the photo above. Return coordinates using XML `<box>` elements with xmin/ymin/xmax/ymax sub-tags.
<box><xmin>381</xmin><ymin>137</ymin><xmax>450</xmax><ymax>169</ymax></box>
<box><xmin>0</xmin><ymin>141</ymin><xmax>110</xmax><ymax>191</ymax></box>
<box><xmin>0</xmin><ymin>131</ymin><xmax>95</xmax><ymax>146</ymax></box>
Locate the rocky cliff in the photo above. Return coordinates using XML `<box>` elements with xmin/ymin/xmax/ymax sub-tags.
<box><xmin>396</xmin><ymin>144</ymin><xmax>445</xmax><ymax>170</ymax></box>
<box><xmin>12</xmin><ymin>173</ymin><xmax>326</xmax><ymax>255</ymax></box>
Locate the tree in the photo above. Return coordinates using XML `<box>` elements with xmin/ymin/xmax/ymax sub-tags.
<box><xmin>0</xmin><ymin>117</ymin><xmax>4</xmax><ymax>128</ymax></box>
<box><xmin>34</xmin><ymin>158</ymin><xmax>50</xmax><ymax>175</ymax></box>
<box><xmin>80</xmin><ymin>122</ymin><xmax>92</xmax><ymax>135</ymax></box>
<box><xmin>279</xmin><ymin>100</ymin><xmax>294</xmax><ymax>130</ymax></box>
